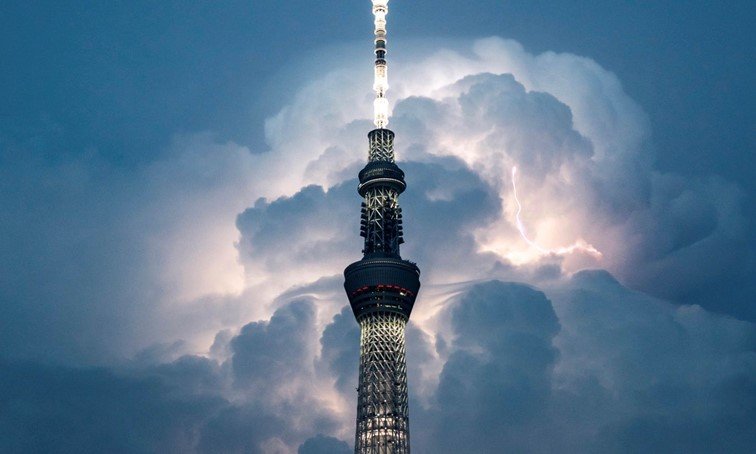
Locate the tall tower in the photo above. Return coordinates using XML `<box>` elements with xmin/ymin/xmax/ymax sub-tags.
<box><xmin>344</xmin><ymin>1</ymin><xmax>420</xmax><ymax>453</ymax></box>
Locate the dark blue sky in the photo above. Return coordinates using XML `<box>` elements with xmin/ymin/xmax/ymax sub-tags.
<box><xmin>1</xmin><ymin>1</ymin><xmax>754</xmax><ymax>452</ymax></box>
<box><xmin>2</xmin><ymin>1</ymin><xmax>752</xmax><ymax>182</ymax></box>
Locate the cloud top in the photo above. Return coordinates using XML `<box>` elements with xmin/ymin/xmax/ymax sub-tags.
<box><xmin>1</xmin><ymin>37</ymin><xmax>753</xmax><ymax>452</ymax></box>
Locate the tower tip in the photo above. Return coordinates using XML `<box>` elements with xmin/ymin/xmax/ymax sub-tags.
<box><xmin>372</xmin><ymin>0</ymin><xmax>390</xmax><ymax>127</ymax></box>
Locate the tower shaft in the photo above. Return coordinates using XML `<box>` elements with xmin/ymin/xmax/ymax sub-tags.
<box><xmin>345</xmin><ymin>132</ymin><xmax>418</xmax><ymax>453</ymax></box>
<box><xmin>355</xmin><ymin>312</ymin><xmax>409</xmax><ymax>452</ymax></box>
<box><xmin>345</xmin><ymin>2</ymin><xmax>419</xmax><ymax>453</ymax></box>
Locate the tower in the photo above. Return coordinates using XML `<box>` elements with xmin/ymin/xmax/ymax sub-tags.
<box><xmin>343</xmin><ymin>2</ymin><xmax>420</xmax><ymax>453</ymax></box>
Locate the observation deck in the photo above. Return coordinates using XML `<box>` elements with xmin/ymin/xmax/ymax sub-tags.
<box><xmin>344</xmin><ymin>256</ymin><xmax>420</xmax><ymax>320</ymax></box>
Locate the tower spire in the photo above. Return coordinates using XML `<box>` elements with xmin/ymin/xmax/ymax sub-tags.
<box><xmin>372</xmin><ymin>0</ymin><xmax>390</xmax><ymax>128</ymax></box>
<box><xmin>344</xmin><ymin>2</ymin><xmax>420</xmax><ymax>453</ymax></box>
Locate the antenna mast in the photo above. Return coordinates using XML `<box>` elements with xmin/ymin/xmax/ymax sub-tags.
<box><xmin>372</xmin><ymin>0</ymin><xmax>390</xmax><ymax>128</ymax></box>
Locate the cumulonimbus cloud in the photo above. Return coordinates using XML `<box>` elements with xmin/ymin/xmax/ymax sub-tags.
<box><xmin>1</xmin><ymin>37</ymin><xmax>754</xmax><ymax>453</ymax></box>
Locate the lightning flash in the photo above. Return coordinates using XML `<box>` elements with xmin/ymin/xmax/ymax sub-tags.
<box><xmin>511</xmin><ymin>166</ymin><xmax>602</xmax><ymax>258</ymax></box>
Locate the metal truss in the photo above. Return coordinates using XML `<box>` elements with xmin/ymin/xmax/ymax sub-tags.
<box><xmin>355</xmin><ymin>312</ymin><xmax>410</xmax><ymax>453</ymax></box>
<box><xmin>369</xmin><ymin>129</ymin><xmax>396</xmax><ymax>163</ymax></box>
<box><xmin>349</xmin><ymin>3</ymin><xmax>418</xmax><ymax>453</ymax></box>
<box><xmin>361</xmin><ymin>187</ymin><xmax>403</xmax><ymax>256</ymax></box>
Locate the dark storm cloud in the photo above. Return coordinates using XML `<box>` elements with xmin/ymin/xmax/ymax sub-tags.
<box><xmin>398</xmin><ymin>159</ymin><xmax>503</xmax><ymax>281</ymax></box>
<box><xmin>1</xmin><ymin>32</ymin><xmax>750</xmax><ymax>373</ymax></box>
<box><xmin>0</xmin><ymin>145</ymin><xmax>158</xmax><ymax>364</ymax></box>
<box><xmin>553</xmin><ymin>270</ymin><xmax>756</xmax><ymax>453</ymax></box>
<box><xmin>195</xmin><ymin>404</ymin><xmax>289</xmax><ymax>454</ymax></box>
<box><xmin>231</xmin><ymin>300</ymin><xmax>315</xmax><ymax>387</ymax></box>
<box><xmin>218</xmin><ymin>300</ymin><xmax>346</xmax><ymax>451</ymax></box>
<box><xmin>0</xmin><ymin>133</ymin><xmax>258</xmax><ymax>365</ymax></box>
<box><xmin>414</xmin><ymin>281</ymin><xmax>561</xmax><ymax>453</ymax></box>
<box><xmin>1</xmin><ymin>276</ymin><xmax>753</xmax><ymax>452</ymax></box>
<box><xmin>235</xmin><ymin>155</ymin><xmax>504</xmax><ymax>291</ymax></box>
<box><xmin>318</xmin><ymin>305</ymin><xmax>360</xmax><ymax>396</ymax></box>
<box><xmin>409</xmin><ymin>278</ymin><xmax>756</xmax><ymax>453</ymax></box>
<box><xmin>620</xmin><ymin>173</ymin><xmax>751</xmax><ymax>317</ymax></box>
<box><xmin>0</xmin><ymin>6</ymin><xmax>753</xmax><ymax>449</ymax></box>
<box><xmin>0</xmin><ymin>300</ymin><xmax>351</xmax><ymax>453</ymax></box>
<box><xmin>242</xmin><ymin>144</ymin><xmax>754</xmax><ymax>450</ymax></box>
<box><xmin>297</xmin><ymin>434</ymin><xmax>351</xmax><ymax>454</ymax></box>
<box><xmin>0</xmin><ymin>357</ymin><xmax>226</xmax><ymax>453</ymax></box>
<box><xmin>236</xmin><ymin>183</ymin><xmax>358</xmax><ymax>281</ymax></box>
<box><xmin>388</xmin><ymin>68</ymin><xmax>754</xmax><ymax>319</ymax></box>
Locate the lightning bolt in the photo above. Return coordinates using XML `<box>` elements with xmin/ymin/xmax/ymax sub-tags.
<box><xmin>511</xmin><ymin>166</ymin><xmax>602</xmax><ymax>258</ymax></box>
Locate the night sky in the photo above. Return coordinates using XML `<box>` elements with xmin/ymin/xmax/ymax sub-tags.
<box><xmin>1</xmin><ymin>1</ymin><xmax>754</xmax><ymax>452</ymax></box>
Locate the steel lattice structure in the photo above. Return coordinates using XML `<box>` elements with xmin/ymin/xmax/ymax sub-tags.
<box><xmin>355</xmin><ymin>313</ymin><xmax>410</xmax><ymax>452</ymax></box>
<box><xmin>344</xmin><ymin>2</ymin><xmax>420</xmax><ymax>453</ymax></box>
<box><xmin>345</xmin><ymin>129</ymin><xmax>419</xmax><ymax>454</ymax></box>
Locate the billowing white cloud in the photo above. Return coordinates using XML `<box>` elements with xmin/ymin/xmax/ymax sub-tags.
<box><xmin>1</xmin><ymin>36</ymin><xmax>754</xmax><ymax>452</ymax></box>
<box><xmin>223</xmin><ymin>36</ymin><xmax>755</xmax><ymax>451</ymax></box>
<box><xmin>230</xmin><ymin>37</ymin><xmax>749</xmax><ymax>317</ymax></box>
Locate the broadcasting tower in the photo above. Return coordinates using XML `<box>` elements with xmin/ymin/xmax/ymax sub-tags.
<box><xmin>344</xmin><ymin>1</ymin><xmax>420</xmax><ymax>452</ymax></box>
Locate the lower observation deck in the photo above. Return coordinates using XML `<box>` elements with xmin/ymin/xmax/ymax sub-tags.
<box><xmin>344</xmin><ymin>256</ymin><xmax>420</xmax><ymax>320</ymax></box>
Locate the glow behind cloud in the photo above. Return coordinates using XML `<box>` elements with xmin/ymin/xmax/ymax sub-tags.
<box><xmin>0</xmin><ymin>29</ymin><xmax>752</xmax><ymax>452</ymax></box>
<box><xmin>511</xmin><ymin>165</ymin><xmax>602</xmax><ymax>262</ymax></box>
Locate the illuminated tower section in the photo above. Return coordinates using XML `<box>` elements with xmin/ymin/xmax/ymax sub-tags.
<box><xmin>344</xmin><ymin>1</ymin><xmax>420</xmax><ymax>453</ymax></box>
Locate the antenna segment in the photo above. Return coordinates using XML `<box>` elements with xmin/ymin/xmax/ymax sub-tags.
<box><xmin>373</xmin><ymin>0</ymin><xmax>390</xmax><ymax>127</ymax></box>
<box><xmin>343</xmin><ymin>2</ymin><xmax>421</xmax><ymax>452</ymax></box>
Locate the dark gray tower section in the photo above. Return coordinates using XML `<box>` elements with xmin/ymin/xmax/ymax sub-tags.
<box><xmin>344</xmin><ymin>128</ymin><xmax>420</xmax><ymax>454</ymax></box>
<box><xmin>344</xmin><ymin>3</ymin><xmax>419</xmax><ymax>451</ymax></box>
